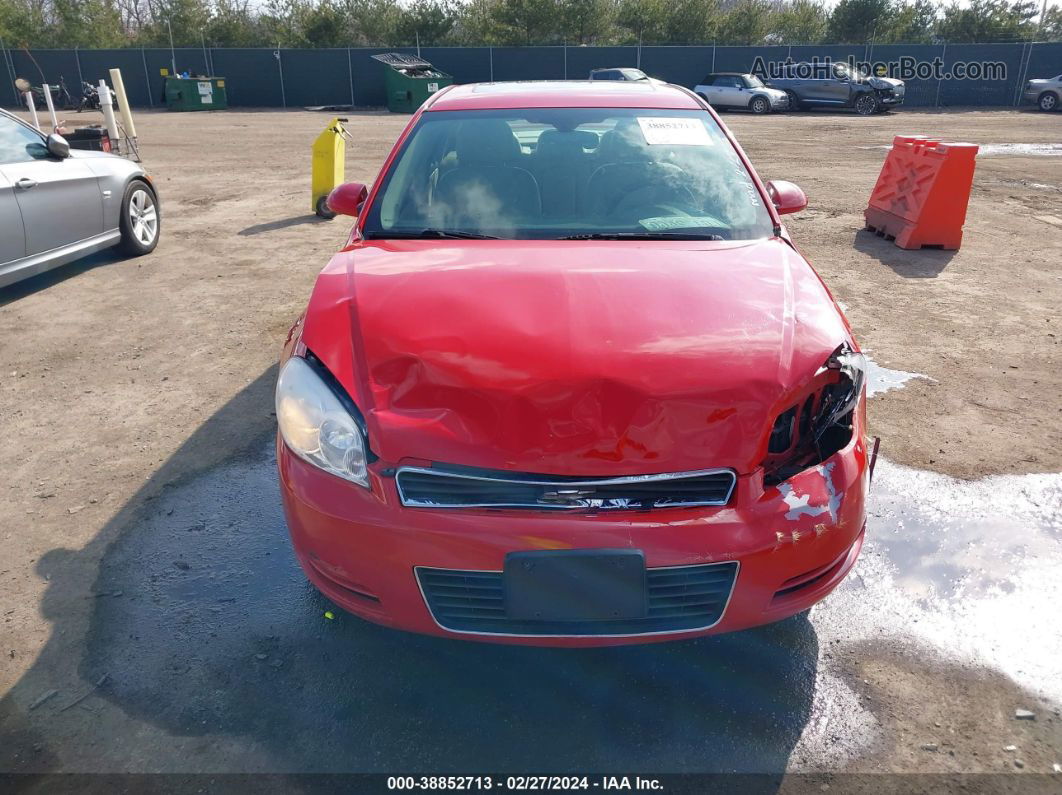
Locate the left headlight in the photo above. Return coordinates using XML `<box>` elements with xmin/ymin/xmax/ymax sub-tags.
<box><xmin>821</xmin><ymin>345</ymin><xmax>866</xmax><ymax>430</ymax></box>
<box><xmin>276</xmin><ymin>356</ymin><xmax>369</xmax><ymax>488</ymax></box>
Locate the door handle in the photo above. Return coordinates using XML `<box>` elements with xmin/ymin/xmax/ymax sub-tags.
<box><xmin>15</xmin><ymin>178</ymin><xmax>37</xmax><ymax>190</ymax></box>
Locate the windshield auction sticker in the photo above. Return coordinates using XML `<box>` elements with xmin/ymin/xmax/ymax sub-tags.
<box><xmin>637</xmin><ymin>117</ymin><xmax>713</xmax><ymax>146</ymax></box>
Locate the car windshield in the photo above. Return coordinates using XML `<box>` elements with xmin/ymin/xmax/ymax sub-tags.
<box><xmin>620</xmin><ymin>69</ymin><xmax>648</xmax><ymax>81</ymax></box>
<box><xmin>745</xmin><ymin>75</ymin><xmax>765</xmax><ymax>88</ymax></box>
<box><xmin>362</xmin><ymin>108</ymin><xmax>774</xmax><ymax>241</ymax></box>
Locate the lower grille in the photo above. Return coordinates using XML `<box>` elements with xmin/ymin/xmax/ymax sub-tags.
<box><xmin>397</xmin><ymin>467</ymin><xmax>737</xmax><ymax>511</ymax></box>
<box><xmin>417</xmin><ymin>561</ymin><xmax>738</xmax><ymax>636</ymax></box>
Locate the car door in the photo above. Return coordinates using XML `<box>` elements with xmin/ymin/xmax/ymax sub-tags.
<box><xmin>827</xmin><ymin>63</ymin><xmax>855</xmax><ymax>104</ymax></box>
<box><xmin>722</xmin><ymin>76</ymin><xmax>750</xmax><ymax>107</ymax></box>
<box><xmin>0</xmin><ymin>170</ymin><xmax>26</xmax><ymax>269</ymax></box>
<box><xmin>0</xmin><ymin>114</ymin><xmax>103</xmax><ymax>256</ymax></box>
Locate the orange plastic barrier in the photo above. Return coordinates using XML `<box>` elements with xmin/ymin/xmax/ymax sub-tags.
<box><xmin>864</xmin><ymin>135</ymin><xmax>978</xmax><ymax>250</ymax></box>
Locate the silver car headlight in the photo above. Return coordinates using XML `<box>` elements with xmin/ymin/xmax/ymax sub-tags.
<box><xmin>276</xmin><ymin>356</ymin><xmax>369</xmax><ymax>488</ymax></box>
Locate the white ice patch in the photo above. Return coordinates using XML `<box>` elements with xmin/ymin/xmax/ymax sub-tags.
<box><xmin>794</xmin><ymin>459</ymin><xmax>1062</xmax><ymax>770</ymax></box>
<box><xmin>864</xmin><ymin>355</ymin><xmax>933</xmax><ymax>397</ymax></box>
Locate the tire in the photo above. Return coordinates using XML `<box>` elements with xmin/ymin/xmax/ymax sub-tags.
<box><xmin>750</xmin><ymin>96</ymin><xmax>770</xmax><ymax>114</ymax></box>
<box><xmin>1038</xmin><ymin>92</ymin><xmax>1058</xmax><ymax>112</ymax></box>
<box><xmin>784</xmin><ymin>90</ymin><xmax>802</xmax><ymax>111</ymax></box>
<box><xmin>118</xmin><ymin>180</ymin><xmax>160</xmax><ymax>257</ymax></box>
<box><xmin>855</xmin><ymin>93</ymin><xmax>879</xmax><ymax>116</ymax></box>
<box><xmin>315</xmin><ymin>195</ymin><xmax>336</xmax><ymax>219</ymax></box>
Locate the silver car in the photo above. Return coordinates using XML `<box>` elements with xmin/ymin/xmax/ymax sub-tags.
<box><xmin>1024</xmin><ymin>75</ymin><xmax>1061</xmax><ymax>111</ymax></box>
<box><xmin>1</xmin><ymin>108</ymin><xmax>159</xmax><ymax>289</ymax></box>
<box><xmin>693</xmin><ymin>73</ymin><xmax>788</xmax><ymax>114</ymax></box>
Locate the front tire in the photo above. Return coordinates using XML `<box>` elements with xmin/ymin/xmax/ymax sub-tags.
<box><xmin>1038</xmin><ymin>92</ymin><xmax>1058</xmax><ymax>111</ymax></box>
<box><xmin>750</xmin><ymin>96</ymin><xmax>770</xmax><ymax>114</ymax></box>
<box><xmin>855</xmin><ymin>93</ymin><xmax>880</xmax><ymax>116</ymax></box>
<box><xmin>118</xmin><ymin>180</ymin><xmax>160</xmax><ymax>256</ymax></box>
<box><xmin>784</xmin><ymin>90</ymin><xmax>802</xmax><ymax>111</ymax></box>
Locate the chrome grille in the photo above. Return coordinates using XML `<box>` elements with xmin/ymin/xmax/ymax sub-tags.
<box><xmin>396</xmin><ymin>467</ymin><xmax>737</xmax><ymax>510</ymax></box>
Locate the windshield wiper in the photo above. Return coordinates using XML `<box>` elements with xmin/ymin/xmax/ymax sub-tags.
<box><xmin>365</xmin><ymin>229</ymin><xmax>499</xmax><ymax>240</ymax></box>
<box><xmin>559</xmin><ymin>232</ymin><xmax>725</xmax><ymax>241</ymax></box>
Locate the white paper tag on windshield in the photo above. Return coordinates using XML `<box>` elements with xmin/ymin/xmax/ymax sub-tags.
<box><xmin>637</xmin><ymin>117</ymin><xmax>713</xmax><ymax>146</ymax></box>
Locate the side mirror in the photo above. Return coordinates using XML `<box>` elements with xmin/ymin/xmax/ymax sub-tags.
<box><xmin>46</xmin><ymin>133</ymin><xmax>70</xmax><ymax>159</ymax></box>
<box><xmin>765</xmin><ymin>180</ymin><xmax>807</xmax><ymax>215</ymax></box>
<box><xmin>326</xmin><ymin>182</ymin><xmax>368</xmax><ymax>217</ymax></box>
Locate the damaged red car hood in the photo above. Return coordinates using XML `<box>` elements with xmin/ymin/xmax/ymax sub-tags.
<box><xmin>301</xmin><ymin>238</ymin><xmax>851</xmax><ymax>476</ymax></box>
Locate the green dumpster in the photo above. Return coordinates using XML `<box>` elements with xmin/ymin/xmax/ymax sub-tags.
<box><xmin>163</xmin><ymin>76</ymin><xmax>228</xmax><ymax>111</ymax></box>
<box><xmin>371</xmin><ymin>53</ymin><xmax>452</xmax><ymax>113</ymax></box>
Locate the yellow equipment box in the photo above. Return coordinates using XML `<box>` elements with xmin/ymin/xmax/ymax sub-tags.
<box><xmin>311</xmin><ymin>117</ymin><xmax>351</xmax><ymax>218</ymax></box>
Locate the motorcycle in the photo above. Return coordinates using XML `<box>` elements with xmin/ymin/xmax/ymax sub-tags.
<box><xmin>14</xmin><ymin>76</ymin><xmax>76</xmax><ymax>110</ymax></box>
<box><xmin>78</xmin><ymin>80</ymin><xmax>117</xmax><ymax>112</ymax></box>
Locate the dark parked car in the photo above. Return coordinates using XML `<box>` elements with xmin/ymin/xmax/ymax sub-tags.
<box><xmin>589</xmin><ymin>68</ymin><xmax>664</xmax><ymax>85</ymax></box>
<box><xmin>768</xmin><ymin>62</ymin><xmax>904</xmax><ymax>115</ymax></box>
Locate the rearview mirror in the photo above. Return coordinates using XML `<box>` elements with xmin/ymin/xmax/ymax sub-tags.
<box><xmin>326</xmin><ymin>182</ymin><xmax>368</xmax><ymax>217</ymax></box>
<box><xmin>46</xmin><ymin>133</ymin><xmax>70</xmax><ymax>159</ymax></box>
<box><xmin>765</xmin><ymin>180</ymin><xmax>807</xmax><ymax>215</ymax></box>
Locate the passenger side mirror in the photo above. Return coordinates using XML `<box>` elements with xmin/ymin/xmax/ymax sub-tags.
<box><xmin>765</xmin><ymin>180</ymin><xmax>807</xmax><ymax>215</ymax></box>
<box><xmin>46</xmin><ymin>133</ymin><xmax>70</xmax><ymax>159</ymax></box>
<box><xmin>326</xmin><ymin>182</ymin><xmax>368</xmax><ymax>217</ymax></box>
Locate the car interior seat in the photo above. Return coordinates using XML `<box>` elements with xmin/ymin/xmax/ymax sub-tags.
<box><xmin>433</xmin><ymin>119</ymin><xmax>541</xmax><ymax>227</ymax></box>
<box><xmin>531</xmin><ymin>129</ymin><xmax>596</xmax><ymax>219</ymax></box>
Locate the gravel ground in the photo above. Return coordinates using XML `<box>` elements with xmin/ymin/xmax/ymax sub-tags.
<box><xmin>0</xmin><ymin>105</ymin><xmax>1060</xmax><ymax>787</ymax></box>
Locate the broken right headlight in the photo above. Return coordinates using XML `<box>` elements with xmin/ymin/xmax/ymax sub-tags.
<box><xmin>763</xmin><ymin>343</ymin><xmax>865</xmax><ymax>485</ymax></box>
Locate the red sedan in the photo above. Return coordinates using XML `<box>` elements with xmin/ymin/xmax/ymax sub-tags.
<box><xmin>276</xmin><ymin>81</ymin><xmax>870</xmax><ymax>646</ymax></box>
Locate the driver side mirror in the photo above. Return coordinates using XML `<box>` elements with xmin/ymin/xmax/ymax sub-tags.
<box><xmin>765</xmin><ymin>180</ymin><xmax>807</xmax><ymax>215</ymax></box>
<box><xmin>326</xmin><ymin>182</ymin><xmax>368</xmax><ymax>217</ymax></box>
<box><xmin>46</xmin><ymin>133</ymin><xmax>70</xmax><ymax>159</ymax></box>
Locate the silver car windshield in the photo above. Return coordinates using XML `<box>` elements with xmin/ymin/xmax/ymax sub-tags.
<box><xmin>362</xmin><ymin>108</ymin><xmax>774</xmax><ymax>241</ymax></box>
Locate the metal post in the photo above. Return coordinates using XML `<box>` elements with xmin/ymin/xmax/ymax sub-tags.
<box><xmin>141</xmin><ymin>47</ymin><xmax>154</xmax><ymax>107</ymax></box>
<box><xmin>563</xmin><ymin>44</ymin><xmax>567</xmax><ymax>79</ymax></box>
<box><xmin>637</xmin><ymin>36</ymin><xmax>642</xmax><ymax>69</ymax></box>
<box><xmin>275</xmin><ymin>46</ymin><xmax>286</xmax><ymax>108</ymax></box>
<box><xmin>416</xmin><ymin>31</ymin><xmax>421</xmax><ymax>58</ymax></box>
<box><xmin>489</xmin><ymin>47</ymin><xmax>494</xmax><ymax>82</ymax></box>
<box><xmin>74</xmin><ymin>46</ymin><xmax>84</xmax><ymax>86</ymax></box>
<box><xmin>201</xmin><ymin>32</ymin><xmax>209</xmax><ymax>75</ymax></box>
<box><xmin>347</xmin><ymin>47</ymin><xmax>355</xmax><ymax>106</ymax></box>
<box><xmin>934</xmin><ymin>42</ymin><xmax>946</xmax><ymax>108</ymax></box>
<box><xmin>167</xmin><ymin>19</ymin><xmax>177</xmax><ymax>75</ymax></box>
<box><xmin>711</xmin><ymin>42</ymin><xmax>716</xmax><ymax>73</ymax></box>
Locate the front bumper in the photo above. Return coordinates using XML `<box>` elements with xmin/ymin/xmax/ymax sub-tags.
<box><xmin>279</xmin><ymin>432</ymin><xmax>869</xmax><ymax>646</ymax></box>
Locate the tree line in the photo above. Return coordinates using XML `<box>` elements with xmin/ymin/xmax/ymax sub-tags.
<box><xmin>1</xmin><ymin>0</ymin><xmax>1059</xmax><ymax>50</ymax></box>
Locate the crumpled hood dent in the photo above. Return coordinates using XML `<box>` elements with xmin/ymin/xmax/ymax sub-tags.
<box><xmin>302</xmin><ymin>239</ymin><xmax>849</xmax><ymax>477</ymax></box>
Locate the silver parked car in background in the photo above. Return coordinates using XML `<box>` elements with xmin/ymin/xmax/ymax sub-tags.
<box><xmin>693</xmin><ymin>72</ymin><xmax>789</xmax><ymax>113</ymax></box>
<box><xmin>1</xmin><ymin>108</ymin><xmax>159</xmax><ymax>289</ymax></box>
<box><xmin>1024</xmin><ymin>74</ymin><xmax>1061</xmax><ymax>111</ymax></box>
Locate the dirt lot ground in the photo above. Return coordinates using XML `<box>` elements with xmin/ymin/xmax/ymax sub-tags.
<box><xmin>1</xmin><ymin>105</ymin><xmax>1060</xmax><ymax>786</ymax></box>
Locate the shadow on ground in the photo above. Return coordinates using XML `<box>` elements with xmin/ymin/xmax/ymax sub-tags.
<box><xmin>238</xmin><ymin>216</ymin><xmax>331</xmax><ymax>236</ymax></box>
<box><xmin>1</xmin><ymin>366</ymin><xmax>819</xmax><ymax>782</ymax></box>
<box><xmin>852</xmin><ymin>229</ymin><xmax>956</xmax><ymax>277</ymax></box>
<box><xmin>0</xmin><ymin>250</ymin><xmax>120</xmax><ymax>308</ymax></box>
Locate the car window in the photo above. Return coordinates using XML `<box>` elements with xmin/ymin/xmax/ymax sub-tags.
<box><xmin>0</xmin><ymin>115</ymin><xmax>50</xmax><ymax>164</ymax></box>
<box><xmin>745</xmin><ymin>75</ymin><xmax>765</xmax><ymax>88</ymax></box>
<box><xmin>716</xmin><ymin>77</ymin><xmax>741</xmax><ymax>89</ymax></box>
<box><xmin>363</xmin><ymin>107</ymin><xmax>774</xmax><ymax>241</ymax></box>
<box><xmin>620</xmin><ymin>69</ymin><xmax>648</xmax><ymax>81</ymax></box>
<box><xmin>591</xmin><ymin>71</ymin><xmax>618</xmax><ymax>81</ymax></box>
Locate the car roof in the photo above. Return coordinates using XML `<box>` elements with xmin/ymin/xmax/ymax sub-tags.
<box><xmin>710</xmin><ymin>72</ymin><xmax>750</xmax><ymax>77</ymax></box>
<box><xmin>426</xmin><ymin>81</ymin><xmax>702</xmax><ymax>111</ymax></box>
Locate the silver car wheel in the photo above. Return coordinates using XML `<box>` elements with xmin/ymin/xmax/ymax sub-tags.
<box><xmin>1040</xmin><ymin>93</ymin><xmax>1058</xmax><ymax>111</ymax></box>
<box><xmin>129</xmin><ymin>188</ymin><xmax>158</xmax><ymax>247</ymax></box>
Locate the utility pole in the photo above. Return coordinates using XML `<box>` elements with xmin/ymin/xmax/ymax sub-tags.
<box><xmin>166</xmin><ymin>18</ymin><xmax>177</xmax><ymax>75</ymax></box>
